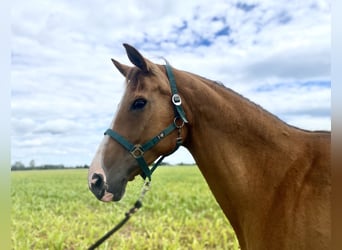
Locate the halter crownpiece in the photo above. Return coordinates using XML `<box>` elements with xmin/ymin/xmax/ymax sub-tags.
<box><xmin>165</xmin><ymin>63</ymin><xmax>188</xmax><ymax>123</ymax></box>
<box><xmin>104</xmin><ymin>63</ymin><xmax>188</xmax><ymax>180</ymax></box>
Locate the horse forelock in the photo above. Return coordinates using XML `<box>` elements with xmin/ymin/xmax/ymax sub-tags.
<box><xmin>126</xmin><ymin>67</ymin><xmax>142</xmax><ymax>84</ymax></box>
<box><xmin>124</xmin><ymin>64</ymin><xmax>169</xmax><ymax>94</ymax></box>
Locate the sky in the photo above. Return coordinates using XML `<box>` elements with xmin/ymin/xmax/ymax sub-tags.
<box><xmin>11</xmin><ymin>0</ymin><xmax>331</xmax><ymax>167</ymax></box>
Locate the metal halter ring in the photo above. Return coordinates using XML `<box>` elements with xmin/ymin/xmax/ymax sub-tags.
<box><xmin>173</xmin><ymin>117</ymin><xmax>185</xmax><ymax>129</ymax></box>
<box><xmin>172</xmin><ymin>94</ymin><xmax>182</xmax><ymax>106</ymax></box>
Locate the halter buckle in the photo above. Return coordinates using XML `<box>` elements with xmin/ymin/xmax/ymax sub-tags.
<box><xmin>172</xmin><ymin>94</ymin><xmax>182</xmax><ymax>106</ymax></box>
<box><xmin>130</xmin><ymin>145</ymin><xmax>144</xmax><ymax>158</ymax></box>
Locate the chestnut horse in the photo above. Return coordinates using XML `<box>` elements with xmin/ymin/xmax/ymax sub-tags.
<box><xmin>88</xmin><ymin>44</ymin><xmax>331</xmax><ymax>250</ymax></box>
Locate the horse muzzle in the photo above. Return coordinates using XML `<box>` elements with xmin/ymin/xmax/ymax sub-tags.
<box><xmin>89</xmin><ymin>168</ymin><xmax>128</xmax><ymax>202</ymax></box>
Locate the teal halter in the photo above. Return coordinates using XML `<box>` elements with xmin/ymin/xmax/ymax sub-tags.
<box><xmin>104</xmin><ymin>64</ymin><xmax>188</xmax><ymax>181</ymax></box>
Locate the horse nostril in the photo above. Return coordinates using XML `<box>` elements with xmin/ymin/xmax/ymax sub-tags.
<box><xmin>90</xmin><ymin>173</ymin><xmax>106</xmax><ymax>200</ymax></box>
<box><xmin>92</xmin><ymin>173</ymin><xmax>104</xmax><ymax>188</ymax></box>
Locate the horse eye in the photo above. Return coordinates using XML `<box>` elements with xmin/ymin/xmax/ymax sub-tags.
<box><xmin>131</xmin><ymin>98</ymin><xmax>147</xmax><ymax>110</ymax></box>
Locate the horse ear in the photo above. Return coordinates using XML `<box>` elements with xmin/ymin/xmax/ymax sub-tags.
<box><xmin>111</xmin><ymin>59</ymin><xmax>130</xmax><ymax>77</ymax></box>
<box><xmin>123</xmin><ymin>43</ymin><xmax>150</xmax><ymax>73</ymax></box>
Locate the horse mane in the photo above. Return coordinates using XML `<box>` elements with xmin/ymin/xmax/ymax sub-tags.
<box><xmin>185</xmin><ymin>72</ymin><xmax>330</xmax><ymax>134</ymax></box>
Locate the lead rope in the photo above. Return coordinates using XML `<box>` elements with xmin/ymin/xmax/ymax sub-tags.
<box><xmin>88</xmin><ymin>180</ymin><xmax>151</xmax><ymax>250</ymax></box>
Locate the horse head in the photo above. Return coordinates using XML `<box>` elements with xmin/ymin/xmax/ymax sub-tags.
<box><xmin>88</xmin><ymin>44</ymin><xmax>188</xmax><ymax>202</ymax></box>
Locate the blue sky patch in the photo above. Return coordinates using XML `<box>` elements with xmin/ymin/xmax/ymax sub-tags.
<box><xmin>255</xmin><ymin>81</ymin><xmax>331</xmax><ymax>92</ymax></box>
<box><xmin>215</xmin><ymin>26</ymin><xmax>231</xmax><ymax>37</ymax></box>
<box><xmin>236</xmin><ymin>2</ymin><xmax>258</xmax><ymax>12</ymax></box>
<box><xmin>277</xmin><ymin>11</ymin><xmax>292</xmax><ymax>25</ymax></box>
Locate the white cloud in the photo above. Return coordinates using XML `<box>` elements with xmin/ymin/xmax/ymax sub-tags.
<box><xmin>11</xmin><ymin>0</ymin><xmax>331</xmax><ymax>166</ymax></box>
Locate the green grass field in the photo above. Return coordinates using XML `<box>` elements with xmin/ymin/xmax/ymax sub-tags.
<box><xmin>11</xmin><ymin>166</ymin><xmax>239</xmax><ymax>249</ymax></box>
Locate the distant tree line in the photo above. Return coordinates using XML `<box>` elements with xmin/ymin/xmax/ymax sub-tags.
<box><xmin>11</xmin><ymin>160</ymin><xmax>196</xmax><ymax>171</ymax></box>
<box><xmin>11</xmin><ymin>160</ymin><xmax>89</xmax><ymax>171</ymax></box>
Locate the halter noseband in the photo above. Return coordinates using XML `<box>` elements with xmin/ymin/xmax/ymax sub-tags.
<box><xmin>104</xmin><ymin>64</ymin><xmax>188</xmax><ymax>181</ymax></box>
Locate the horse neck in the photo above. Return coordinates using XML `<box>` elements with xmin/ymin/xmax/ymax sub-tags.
<box><xmin>177</xmin><ymin>69</ymin><xmax>295</xmax><ymax>159</ymax></box>
<box><xmin>175</xmin><ymin>69</ymin><xmax>307</xmax><ymax>245</ymax></box>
